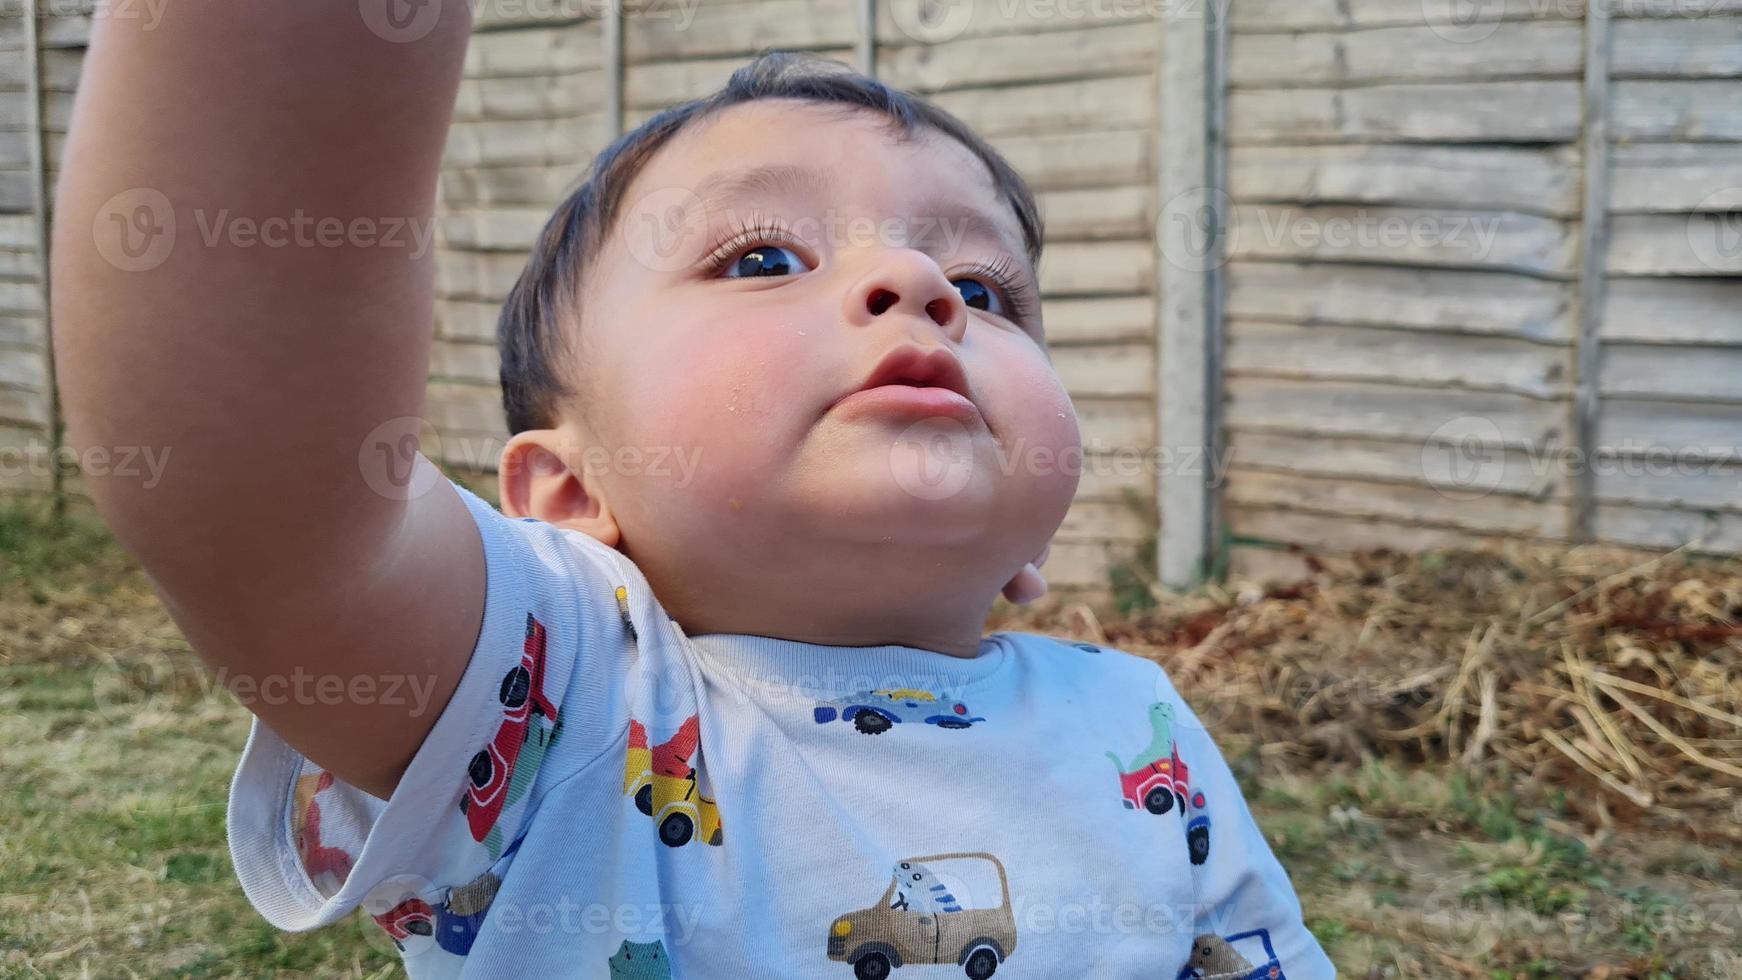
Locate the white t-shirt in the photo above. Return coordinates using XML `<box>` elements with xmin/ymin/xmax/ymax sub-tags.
<box><xmin>227</xmin><ymin>480</ymin><xmax>1334</xmax><ymax>979</ymax></box>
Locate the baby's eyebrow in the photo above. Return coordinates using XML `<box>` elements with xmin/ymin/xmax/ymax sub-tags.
<box><xmin>692</xmin><ymin>163</ymin><xmax>831</xmax><ymax>211</ymax></box>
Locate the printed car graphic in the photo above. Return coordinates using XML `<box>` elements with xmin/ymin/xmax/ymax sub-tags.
<box><xmin>623</xmin><ymin>716</ymin><xmax>723</xmax><ymax>848</ymax></box>
<box><xmin>813</xmin><ymin>689</ymin><xmax>983</xmax><ymax>735</ymax></box>
<box><xmin>1113</xmin><ymin>744</ymin><xmax>1191</xmax><ymax>816</ymax></box>
<box><xmin>460</xmin><ymin>613</ymin><xmax>559</xmax><ymax>843</ymax></box>
<box><xmin>827</xmin><ymin>852</ymin><xmax>1016</xmax><ymax>979</ymax></box>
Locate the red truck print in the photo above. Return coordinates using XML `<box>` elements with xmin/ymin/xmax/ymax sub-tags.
<box><xmin>460</xmin><ymin>613</ymin><xmax>559</xmax><ymax>843</ymax></box>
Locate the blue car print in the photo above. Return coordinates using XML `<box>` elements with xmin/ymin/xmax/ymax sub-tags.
<box><xmin>812</xmin><ymin>689</ymin><xmax>984</xmax><ymax>735</ymax></box>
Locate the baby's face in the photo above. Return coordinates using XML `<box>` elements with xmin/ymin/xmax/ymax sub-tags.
<box><xmin>553</xmin><ymin>100</ymin><xmax>1079</xmax><ymax>635</ymax></box>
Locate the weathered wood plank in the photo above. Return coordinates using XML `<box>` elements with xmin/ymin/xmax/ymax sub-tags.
<box><xmin>1058</xmin><ymin>497</ymin><xmax>1156</xmax><ymax>543</ymax></box>
<box><xmin>1037</xmin><ymin>185</ymin><xmax>1154</xmax><ymax>241</ymax></box>
<box><xmin>1231</xmin><ymin>0</ymin><xmax>1581</xmax><ymax>33</ymax></box>
<box><xmin>440</xmin><ymin>164</ymin><xmax>585</xmax><ymax>208</ymax></box>
<box><xmin>1073</xmin><ymin>395</ymin><xmax>1155</xmax><ymax>451</ymax></box>
<box><xmin>1601</xmin><ymin>343</ymin><xmax>1742</xmax><ymax>402</ymax></box>
<box><xmin>1224</xmin><ymin>376</ymin><xmax>1566</xmax><ymax>449</ymax></box>
<box><xmin>1041</xmin><ymin>295</ymin><xmax>1155</xmax><ymax>344</ymax></box>
<box><xmin>1610</xmin><ymin>143</ymin><xmax>1742</xmax><ymax>212</ymax></box>
<box><xmin>431</xmin><ymin>339</ymin><xmax>502</xmax><ymax>385</ymax></box>
<box><xmin>453</xmin><ymin>69</ymin><xmax>606</xmax><ymax>122</ymax></box>
<box><xmin>1050</xmin><ymin>341</ymin><xmax>1153</xmax><ymax>398</ymax></box>
<box><xmin>1230</xmin><ymin>82</ymin><xmax>1582</xmax><ymax>144</ymax></box>
<box><xmin>1224</xmin><ymin>467</ymin><xmax>1566</xmax><ymax>535</ymax></box>
<box><xmin>1039</xmin><ymin>240</ymin><xmax>1154</xmax><ymax>296</ymax></box>
<box><xmin>624</xmin><ymin>56</ymin><xmax>745</xmax><ymax>109</ymax></box>
<box><xmin>1225</xmin><ymin>320</ymin><xmax>1569</xmax><ymax>398</ymax></box>
<box><xmin>436</xmin><ymin>248</ymin><xmax>529</xmax><ymax>301</ymax></box>
<box><xmin>1612</xmin><ymin>80</ymin><xmax>1742</xmax><ymax>139</ymax></box>
<box><xmin>465</xmin><ymin>23</ymin><xmax>603</xmax><ymax>78</ymax></box>
<box><xmin>1229</xmin><ymin>429</ymin><xmax>1563</xmax><ymax>497</ymax></box>
<box><xmin>1226</xmin><ymin>204</ymin><xmax>1578</xmax><ymax>276</ymax></box>
<box><xmin>993</xmin><ymin>130</ymin><xmax>1154</xmax><ymax>190</ymax></box>
<box><xmin>1228</xmin><ymin>144</ymin><xmax>1581</xmax><ymax>217</ymax></box>
<box><xmin>1595</xmin><ymin>504</ymin><xmax>1742</xmax><ymax>554</ymax></box>
<box><xmin>1227</xmin><ymin>505</ymin><xmax>1531</xmax><ymax>554</ymax></box>
<box><xmin>0</xmin><ymin>346</ymin><xmax>46</xmax><ymax>391</ymax></box>
<box><xmin>0</xmin><ymin>314</ymin><xmax>43</xmax><ymax>348</ymax></box>
<box><xmin>1231</xmin><ymin>21</ymin><xmax>1583</xmax><ymax>88</ymax></box>
<box><xmin>1611</xmin><ymin>15</ymin><xmax>1742</xmax><ymax>78</ymax></box>
<box><xmin>1607</xmin><ymin>214</ymin><xmax>1742</xmax><ymax>276</ymax></box>
<box><xmin>626</xmin><ymin>0</ymin><xmax>856</xmax><ymax>61</ymax></box>
<box><xmin>440</xmin><ymin>208</ymin><xmax>553</xmax><ymax>251</ymax></box>
<box><xmin>876</xmin><ymin>0</ymin><xmax>1156</xmax><ymax>45</ymax></box>
<box><xmin>437</xmin><ymin>298</ymin><xmax>507</xmax><ymax>344</ymax></box>
<box><xmin>1224</xmin><ymin>261</ymin><xmax>1574</xmax><ymax>341</ymax></box>
<box><xmin>445</xmin><ymin>115</ymin><xmax>609</xmax><ymax>168</ymax></box>
<box><xmin>879</xmin><ymin>20</ymin><xmax>1155</xmax><ymax>92</ymax></box>
<box><xmin>929</xmin><ymin>75</ymin><xmax>1155</xmax><ymax>137</ymax></box>
<box><xmin>1599</xmin><ymin>399</ymin><xmax>1742</xmax><ymax>461</ymax></box>
<box><xmin>1596</xmin><ymin>460</ymin><xmax>1742</xmax><ymax>512</ymax></box>
<box><xmin>1600</xmin><ymin>277</ymin><xmax>1742</xmax><ymax>343</ymax></box>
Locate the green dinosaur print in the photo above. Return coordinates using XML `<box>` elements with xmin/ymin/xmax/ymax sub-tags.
<box><xmin>1106</xmin><ymin>701</ymin><xmax>1175</xmax><ymax>771</ymax></box>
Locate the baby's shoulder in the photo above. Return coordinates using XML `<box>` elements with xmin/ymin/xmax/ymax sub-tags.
<box><xmin>990</xmin><ymin>630</ymin><xmax>1178</xmax><ymax>692</ymax></box>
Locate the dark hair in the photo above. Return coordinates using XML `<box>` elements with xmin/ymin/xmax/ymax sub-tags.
<box><xmin>496</xmin><ymin>50</ymin><xmax>1045</xmax><ymax>436</ymax></box>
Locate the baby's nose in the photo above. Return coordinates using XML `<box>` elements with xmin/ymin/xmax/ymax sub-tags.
<box><xmin>843</xmin><ymin>250</ymin><xmax>967</xmax><ymax>341</ymax></box>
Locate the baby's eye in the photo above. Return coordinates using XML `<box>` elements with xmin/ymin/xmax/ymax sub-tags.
<box><xmin>723</xmin><ymin>245</ymin><xmax>811</xmax><ymax>279</ymax></box>
<box><xmin>951</xmin><ymin>278</ymin><xmax>1004</xmax><ymax>316</ymax></box>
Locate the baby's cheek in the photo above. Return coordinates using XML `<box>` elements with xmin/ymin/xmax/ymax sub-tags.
<box><xmin>616</xmin><ymin>324</ymin><xmax>810</xmax><ymax>492</ymax></box>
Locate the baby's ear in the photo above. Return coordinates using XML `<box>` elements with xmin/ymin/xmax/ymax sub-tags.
<box><xmin>498</xmin><ymin>428</ymin><xmax>621</xmax><ymax>548</ymax></box>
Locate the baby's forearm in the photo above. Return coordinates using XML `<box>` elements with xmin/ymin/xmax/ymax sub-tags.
<box><xmin>52</xmin><ymin>0</ymin><xmax>474</xmax><ymax>596</ymax></box>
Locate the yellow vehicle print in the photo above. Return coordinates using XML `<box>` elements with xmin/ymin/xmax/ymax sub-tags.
<box><xmin>624</xmin><ymin>717</ymin><xmax>722</xmax><ymax>848</ymax></box>
<box><xmin>827</xmin><ymin>852</ymin><xmax>1016</xmax><ymax>979</ymax></box>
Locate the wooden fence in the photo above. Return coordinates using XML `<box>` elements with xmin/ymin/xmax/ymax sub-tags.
<box><xmin>4</xmin><ymin>0</ymin><xmax>1739</xmax><ymax>592</ymax></box>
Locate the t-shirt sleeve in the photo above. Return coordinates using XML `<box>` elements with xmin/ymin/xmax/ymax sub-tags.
<box><xmin>1156</xmin><ymin>669</ymin><xmax>1338</xmax><ymax>979</ymax></box>
<box><xmin>225</xmin><ymin>478</ymin><xmax>636</xmax><ymax>937</ymax></box>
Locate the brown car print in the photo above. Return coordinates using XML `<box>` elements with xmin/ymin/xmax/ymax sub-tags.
<box><xmin>826</xmin><ymin>852</ymin><xmax>1016</xmax><ymax>980</ymax></box>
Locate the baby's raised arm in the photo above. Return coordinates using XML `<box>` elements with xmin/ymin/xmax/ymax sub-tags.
<box><xmin>53</xmin><ymin>1</ymin><xmax>487</xmax><ymax>798</ymax></box>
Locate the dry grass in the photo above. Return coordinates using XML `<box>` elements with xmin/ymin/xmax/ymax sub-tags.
<box><xmin>997</xmin><ymin>543</ymin><xmax>1742</xmax><ymax>844</ymax></box>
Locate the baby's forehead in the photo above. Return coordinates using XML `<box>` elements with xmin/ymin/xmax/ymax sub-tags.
<box><xmin>627</xmin><ymin>100</ymin><xmax>1005</xmax><ymax>221</ymax></box>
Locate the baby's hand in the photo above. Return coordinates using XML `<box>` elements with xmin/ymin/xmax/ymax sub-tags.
<box><xmin>1000</xmin><ymin>543</ymin><xmax>1051</xmax><ymax>605</ymax></box>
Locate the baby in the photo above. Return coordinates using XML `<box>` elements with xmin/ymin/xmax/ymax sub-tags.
<box><xmin>52</xmin><ymin>4</ymin><xmax>1331</xmax><ymax>977</ymax></box>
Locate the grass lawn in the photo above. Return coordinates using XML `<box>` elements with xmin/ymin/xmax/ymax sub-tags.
<box><xmin>2</xmin><ymin>502</ymin><xmax>1737</xmax><ymax>978</ymax></box>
